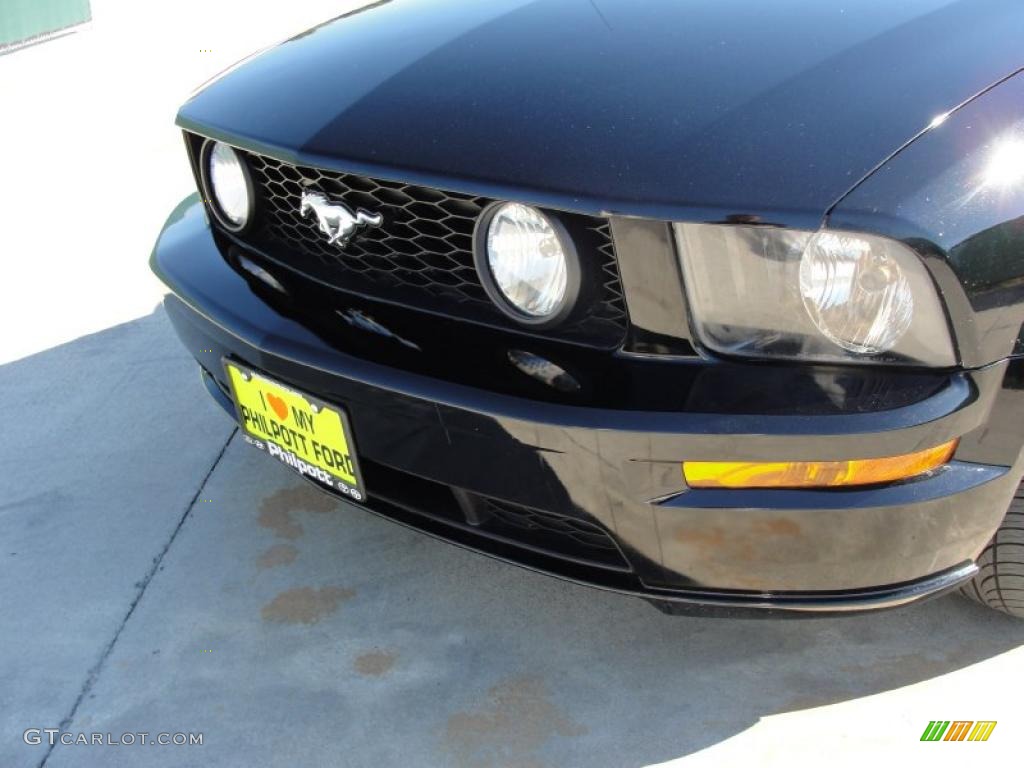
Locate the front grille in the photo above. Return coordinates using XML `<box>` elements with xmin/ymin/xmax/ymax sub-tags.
<box><xmin>229</xmin><ymin>147</ymin><xmax>628</xmax><ymax>347</ymax></box>
<box><xmin>355</xmin><ymin>458</ymin><xmax>631</xmax><ymax>572</ymax></box>
<box><xmin>476</xmin><ymin>498</ymin><xmax>628</xmax><ymax>570</ymax></box>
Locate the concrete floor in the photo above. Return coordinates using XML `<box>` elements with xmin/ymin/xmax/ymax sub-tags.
<box><xmin>2</xmin><ymin>2</ymin><xmax>1023</xmax><ymax>767</ymax></box>
<box><xmin>5</xmin><ymin>310</ymin><xmax>1024</xmax><ymax>768</ymax></box>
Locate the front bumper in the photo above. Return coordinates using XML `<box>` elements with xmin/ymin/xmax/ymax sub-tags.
<box><xmin>152</xmin><ymin>197</ymin><xmax>1024</xmax><ymax>615</ymax></box>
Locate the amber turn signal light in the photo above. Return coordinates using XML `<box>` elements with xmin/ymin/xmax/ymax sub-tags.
<box><xmin>683</xmin><ymin>439</ymin><xmax>958</xmax><ymax>490</ymax></box>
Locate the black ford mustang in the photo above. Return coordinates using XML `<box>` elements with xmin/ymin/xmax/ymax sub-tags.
<box><xmin>152</xmin><ymin>0</ymin><xmax>1024</xmax><ymax>618</ymax></box>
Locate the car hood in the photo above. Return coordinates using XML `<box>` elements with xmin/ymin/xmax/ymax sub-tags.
<box><xmin>178</xmin><ymin>0</ymin><xmax>1023</xmax><ymax>225</ymax></box>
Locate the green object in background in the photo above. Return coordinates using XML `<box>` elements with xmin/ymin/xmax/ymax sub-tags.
<box><xmin>0</xmin><ymin>0</ymin><xmax>92</xmax><ymax>48</ymax></box>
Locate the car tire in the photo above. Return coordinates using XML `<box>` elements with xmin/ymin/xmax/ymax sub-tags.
<box><xmin>960</xmin><ymin>484</ymin><xmax>1024</xmax><ymax>618</ymax></box>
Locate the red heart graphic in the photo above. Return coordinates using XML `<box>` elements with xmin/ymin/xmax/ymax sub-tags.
<box><xmin>266</xmin><ymin>393</ymin><xmax>289</xmax><ymax>421</ymax></box>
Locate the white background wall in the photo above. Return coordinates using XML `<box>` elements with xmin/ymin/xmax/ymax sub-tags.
<box><xmin>0</xmin><ymin>0</ymin><xmax>365</xmax><ymax>364</ymax></box>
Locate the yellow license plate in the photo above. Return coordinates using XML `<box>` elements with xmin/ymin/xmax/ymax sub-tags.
<box><xmin>224</xmin><ymin>362</ymin><xmax>364</xmax><ymax>502</ymax></box>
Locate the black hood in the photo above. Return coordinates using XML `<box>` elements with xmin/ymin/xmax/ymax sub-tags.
<box><xmin>179</xmin><ymin>0</ymin><xmax>1024</xmax><ymax>225</ymax></box>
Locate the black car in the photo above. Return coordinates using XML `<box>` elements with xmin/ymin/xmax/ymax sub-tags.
<box><xmin>152</xmin><ymin>0</ymin><xmax>1024</xmax><ymax>618</ymax></box>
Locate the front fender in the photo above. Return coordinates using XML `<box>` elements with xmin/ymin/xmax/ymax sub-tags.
<box><xmin>828</xmin><ymin>70</ymin><xmax>1024</xmax><ymax>369</ymax></box>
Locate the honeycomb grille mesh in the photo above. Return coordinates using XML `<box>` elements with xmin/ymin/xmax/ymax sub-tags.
<box><xmin>239</xmin><ymin>151</ymin><xmax>628</xmax><ymax>346</ymax></box>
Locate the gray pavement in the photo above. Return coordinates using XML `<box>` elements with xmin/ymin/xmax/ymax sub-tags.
<box><xmin>4</xmin><ymin>309</ymin><xmax>1023</xmax><ymax>768</ymax></box>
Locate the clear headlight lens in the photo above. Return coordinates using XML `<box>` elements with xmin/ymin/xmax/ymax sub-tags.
<box><xmin>206</xmin><ymin>141</ymin><xmax>251</xmax><ymax>229</ymax></box>
<box><xmin>675</xmin><ymin>223</ymin><xmax>955</xmax><ymax>366</ymax></box>
<box><xmin>481</xmin><ymin>203</ymin><xmax>571</xmax><ymax>321</ymax></box>
<box><xmin>798</xmin><ymin>232</ymin><xmax>915</xmax><ymax>354</ymax></box>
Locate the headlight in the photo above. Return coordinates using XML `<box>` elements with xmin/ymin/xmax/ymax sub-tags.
<box><xmin>675</xmin><ymin>223</ymin><xmax>956</xmax><ymax>366</ymax></box>
<box><xmin>200</xmin><ymin>140</ymin><xmax>253</xmax><ymax>231</ymax></box>
<box><xmin>475</xmin><ymin>202</ymin><xmax>580</xmax><ymax>325</ymax></box>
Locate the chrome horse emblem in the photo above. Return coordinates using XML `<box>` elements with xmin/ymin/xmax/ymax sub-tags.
<box><xmin>299</xmin><ymin>190</ymin><xmax>383</xmax><ymax>248</ymax></box>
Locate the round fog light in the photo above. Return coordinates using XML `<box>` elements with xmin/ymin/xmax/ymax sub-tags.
<box><xmin>475</xmin><ymin>202</ymin><xmax>580</xmax><ymax>326</ymax></box>
<box><xmin>201</xmin><ymin>140</ymin><xmax>253</xmax><ymax>231</ymax></box>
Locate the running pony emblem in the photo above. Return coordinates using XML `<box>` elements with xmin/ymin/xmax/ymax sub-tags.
<box><xmin>299</xmin><ymin>190</ymin><xmax>383</xmax><ymax>248</ymax></box>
